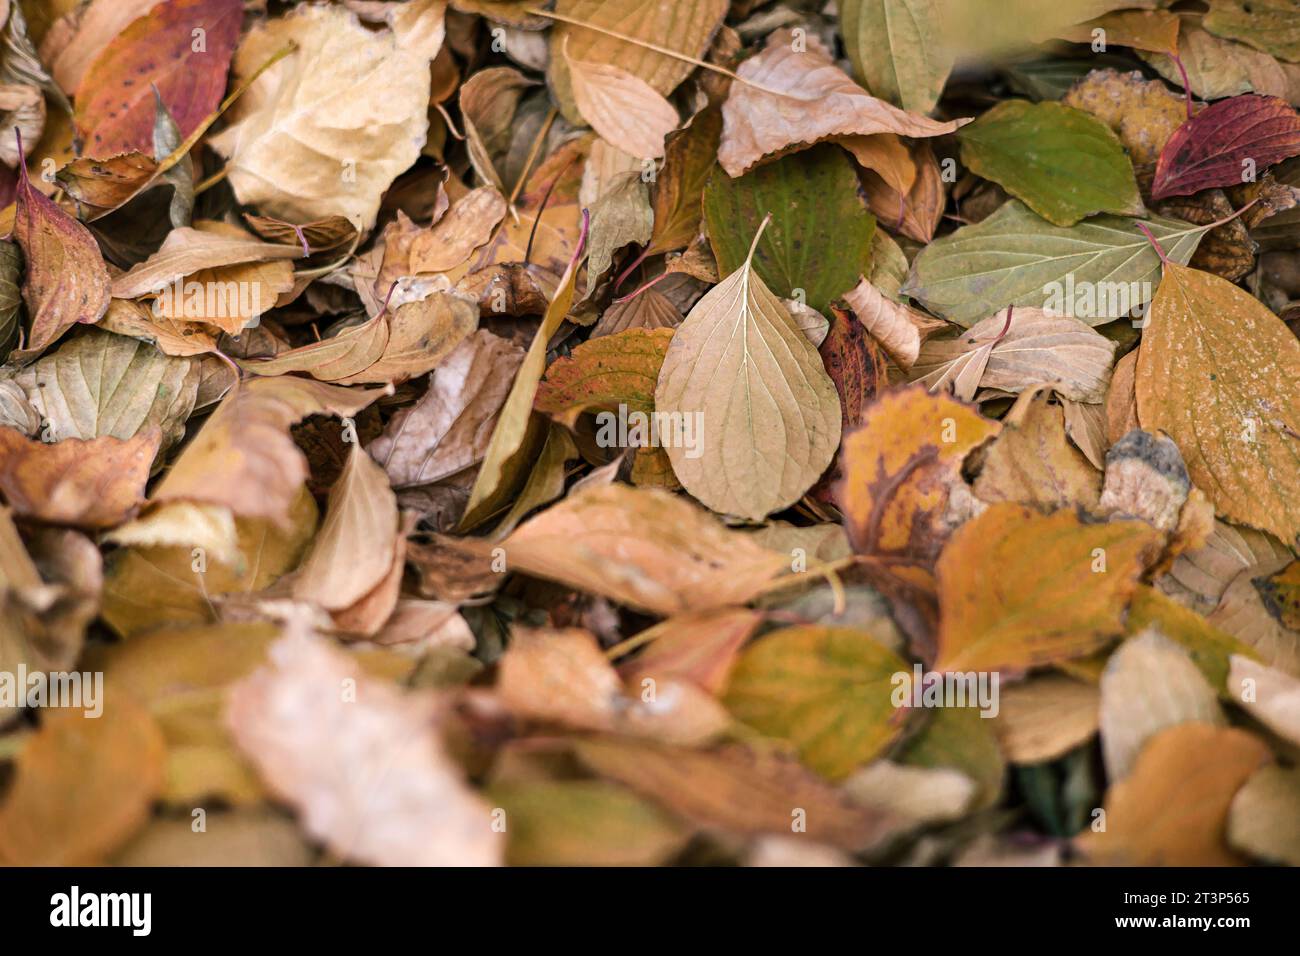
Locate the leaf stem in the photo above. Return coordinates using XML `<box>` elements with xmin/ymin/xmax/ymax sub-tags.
<box><xmin>746</xmin><ymin>212</ymin><xmax>773</xmax><ymax>267</ymax></box>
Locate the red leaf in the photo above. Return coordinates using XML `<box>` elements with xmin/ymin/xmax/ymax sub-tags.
<box><xmin>74</xmin><ymin>0</ymin><xmax>243</xmax><ymax>158</ymax></box>
<box><xmin>10</xmin><ymin>156</ymin><xmax>111</xmax><ymax>363</ymax></box>
<box><xmin>1152</xmin><ymin>94</ymin><xmax>1300</xmax><ymax>200</ymax></box>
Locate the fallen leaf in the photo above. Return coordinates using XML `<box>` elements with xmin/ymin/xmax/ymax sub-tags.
<box><xmin>958</xmin><ymin>100</ymin><xmax>1144</xmax><ymax>226</ymax></box>
<box><xmin>1134</xmin><ymin>262</ymin><xmax>1300</xmax><ymax>544</ymax></box>
<box><xmin>993</xmin><ymin>675</ymin><xmax>1100</xmax><ymax>765</ymax></box>
<box><xmin>573</xmin><ymin>737</ymin><xmax>901</xmax><ymax>852</ymax></box>
<box><xmin>226</xmin><ymin>625</ymin><xmax>501</xmax><ymax>866</ymax></box>
<box><xmin>0</xmin><ymin>700</ymin><xmax>165</xmax><ymax>865</ymax></box>
<box><xmin>368</xmin><ymin>329</ymin><xmax>524</xmax><ymax>488</ymax></box>
<box><xmin>655</xmin><ymin>216</ymin><xmax>841</xmax><ymax>519</ymax></box>
<box><xmin>704</xmin><ymin>143</ymin><xmax>876</xmax><ymax>313</ymax></box>
<box><xmin>972</xmin><ymin>392</ymin><xmax>1102</xmax><ymax>511</ymax></box>
<box><xmin>565</xmin><ymin>47</ymin><xmax>679</xmax><ymax>160</ymax></box>
<box><xmin>545</xmin><ymin>0</ymin><xmax>728</xmax><ymax>125</ymax></box>
<box><xmin>839</xmin><ymin>0</ymin><xmax>952</xmax><ymax>115</ymax></box>
<box><xmin>74</xmin><ymin>0</ymin><xmax>241</xmax><ymax>157</ymax></box>
<box><xmin>912</xmin><ymin>308</ymin><xmax>1117</xmax><ymax>402</ymax></box>
<box><xmin>722</xmin><ymin>624</ymin><xmax>910</xmax><ymax>780</ymax></box>
<box><xmin>151</xmin><ymin>376</ymin><xmax>383</xmax><ymax>524</ymax></box>
<box><xmin>1099</xmin><ymin>629</ymin><xmax>1224</xmax><ymax>781</ymax></box>
<box><xmin>843</xmin><ymin>276</ymin><xmax>945</xmax><ymax>371</ymax></box>
<box><xmin>9</xmin><ymin>148</ymin><xmax>111</xmax><ymax>363</ymax></box>
<box><xmin>1204</xmin><ymin>0</ymin><xmax>1300</xmax><ymax>63</ymax></box>
<box><xmin>1227</xmin><ymin>655</ymin><xmax>1300</xmax><ymax>747</ymax></box>
<box><xmin>489</xmin><ymin>780</ymin><xmax>689</xmax><ymax>867</ymax></box>
<box><xmin>292</xmin><ymin>445</ymin><xmax>398</xmax><ymax>613</ymax></box>
<box><xmin>934</xmin><ymin>503</ymin><xmax>1160</xmax><ymax>673</ymax></box>
<box><xmin>0</xmin><ymin>426</ymin><xmax>159</xmax><ymax>528</ymax></box>
<box><xmin>1227</xmin><ymin>764</ymin><xmax>1300</xmax><ymax>866</ymax></box>
<box><xmin>1075</xmin><ymin>723</ymin><xmax>1270</xmax><ymax>866</ymax></box>
<box><xmin>904</xmin><ymin>201</ymin><xmax>1212</xmax><ymax>327</ymax></box>
<box><xmin>503</xmin><ymin>482</ymin><xmax>788</xmax><ymax>616</ymax></box>
<box><xmin>1152</xmin><ymin>94</ymin><xmax>1300</xmax><ymax>200</ymax></box>
<box><xmin>209</xmin><ymin>3</ymin><xmax>436</xmax><ymax>230</ymax></box>
<box><xmin>838</xmin><ymin>386</ymin><xmax>1000</xmax><ymax>617</ymax></box>
<box><xmin>717</xmin><ymin>29</ymin><xmax>965</xmax><ymax>178</ymax></box>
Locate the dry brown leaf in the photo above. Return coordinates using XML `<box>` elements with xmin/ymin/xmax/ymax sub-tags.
<box><xmin>152</xmin><ymin>377</ymin><xmax>383</xmax><ymax>525</ymax></box>
<box><xmin>408</xmin><ymin>187</ymin><xmax>507</xmax><ymax>274</ymax></box>
<box><xmin>0</xmin><ymin>699</ymin><xmax>165</xmax><ymax>865</ymax></box>
<box><xmin>1075</xmin><ymin>723</ymin><xmax>1270</xmax><ymax>866</ymax></box>
<box><xmin>842</xmin><ymin>276</ymin><xmax>946</xmax><ymax>370</ymax></box>
<box><xmin>717</xmin><ymin>29</ymin><xmax>966</xmax><ymax>178</ymax></box>
<box><xmin>226</xmin><ymin>625</ymin><xmax>501</xmax><ymax>866</ymax></box>
<box><xmin>972</xmin><ymin>392</ymin><xmax>1102</xmax><ymax>511</ymax></box>
<box><xmin>654</xmin><ymin>218</ymin><xmax>841</xmax><ymax>520</ymax></box>
<box><xmin>1099</xmin><ymin>629</ymin><xmax>1224</xmax><ymax>781</ymax></box>
<box><xmin>368</xmin><ymin>329</ymin><xmax>525</xmax><ymax>488</ymax></box>
<box><xmin>1228</xmin><ymin>655</ymin><xmax>1300</xmax><ymax>746</ymax></box>
<box><xmin>209</xmin><ymin>3</ymin><xmax>437</xmax><ymax>230</ymax></box>
<box><xmin>292</xmin><ymin>445</ymin><xmax>398</xmax><ymax>613</ymax></box>
<box><xmin>861</xmin><ymin>140</ymin><xmax>947</xmax><ymax>244</ymax></box>
<box><xmin>502</xmin><ymin>482</ymin><xmax>789</xmax><ymax>617</ymax></box>
<box><xmin>573</xmin><ymin>737</ymin><xmax>902</xmax><ymax>852</ymax></box>
<box><xmin>913</xmin><ymin>308</ymin><xmax>1118</xmax><ymax>404</ymax></box>
<box><xmin>565</xmin><ymin>46</ymin><xmax>679</xmax><ymax>160</ymax></box>
<box><xmin>993</xmin><ymin>675</ymin><xmax>1100</xmax><ymax>765</ymax></box>
<box><xmin>0</xmin><ymin>425</ymin><xmax>159</xmax><ymax>528</ymax></box>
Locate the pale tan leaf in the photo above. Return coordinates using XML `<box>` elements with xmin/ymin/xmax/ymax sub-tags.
<box><xmin>293</xmin><ymin>446</ymin><xmax>398</xmax><ymax>612</ymax></box>
<box><xmin>502</xmin><ymin>482</ymin><xmax>789</xmax><ymax>617</ymax></box>
<box><xmin>842</xmin><ymin>276</ymin><xmax>945</xmax><ymax>370</ymax></box>
<box><xmin>654</xmin><ymin>219</ymin><xmax>841</xmax><ymax>520</ymax></box>
<box><xmin>226</xmin><ymin>626</ymin><xmax>501</xmax><ymax>866</ymax></box>
<box><xmin>566</xmin><ymin>48</ymin><xmax>679</xmax><ymax>161</ymax></box>
<box><xmin>209</xmin><ymin>4</ymin><xmax>436</xmax><ymax>230</ymax></box>
<box><xmin>1100</xmin><ymin>630</ymin><xmax>1224</xmax><ymax>781</ymax></box>
<box><xmin>912</xmin><ymin>307</ymin><xmax>1118</xmax><ymax>403</ymax></box>
<box><xmin>718</xmin><ymin>29</ymin><xmax>966</xmax><ymax>177</ymax></box>
<box><xmin>993</xmin><ymin>675</ymin><xmax>1100</xmax><ymax>765</ymax></box>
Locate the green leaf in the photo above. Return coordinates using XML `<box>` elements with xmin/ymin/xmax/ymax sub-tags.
<box><xmin>958</xmin><ymin>100</ymin><xmax>1144</xmax><ymax>226</ymax></box>
<box><xmin>839</xmin><ymin>0</ymin><xmax>953</xmax><ymax>115</ymax></box>
<box><xmin>704</xmin><ymin>144</ymin><xmax>876</xmax><ymax>313</ymax></box>
<box><xmin>902</xmin><ymin>200</ymin><xmax>1213</xmax><ymax>326</ymax></box>
<box><xmin>488</xmin><ymin>780</ymin><xmax>688</xmax><ymax>866</ymax></box>
<box><xmin>723</xmin><ymin>625</ymin><xmax>909</xmax><ymax>780</ymax></box>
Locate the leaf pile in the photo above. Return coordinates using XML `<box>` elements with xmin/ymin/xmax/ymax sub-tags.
<box><xmin>0</xmin><ymin>0</ymin><xmax>1298</xmax><ymax>869</ymax></box>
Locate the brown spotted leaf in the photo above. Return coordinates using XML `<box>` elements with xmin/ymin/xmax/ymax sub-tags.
<box><xmin>74</xmin><ymin>0</ymin><xmax>242</xmax><ymax>158</ymax></box>
<box><xmin>1134</xmin><ymin>263</ymin><xmax>1300</xmax><ymax>545</ymax></box>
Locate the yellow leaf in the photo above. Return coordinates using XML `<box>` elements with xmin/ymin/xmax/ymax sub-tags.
<box><xmin>1135</xmin><ymin>263</ymin><xmax>1300</xmax><ymax>545</ymax></box>
<box><xmin>722</xmin><ymin>625</ymin><xmax>911</xmax><ymax>780</ymax></box>
<box><xmin>934</xmin><ymin>503</ymin><xmax>1161</xmax><ymax>672</ymax></box>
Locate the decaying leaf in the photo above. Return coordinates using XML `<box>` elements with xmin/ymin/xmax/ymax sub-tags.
<box><xmin>1134</xmin><ymin>262</ymin><xmax>1300</xmax><ymax>544</ymax></box>
<box><xmin>209</xmin><ymin>3</ymin><xmax>437</xmax><ymax>230</ymax></box>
